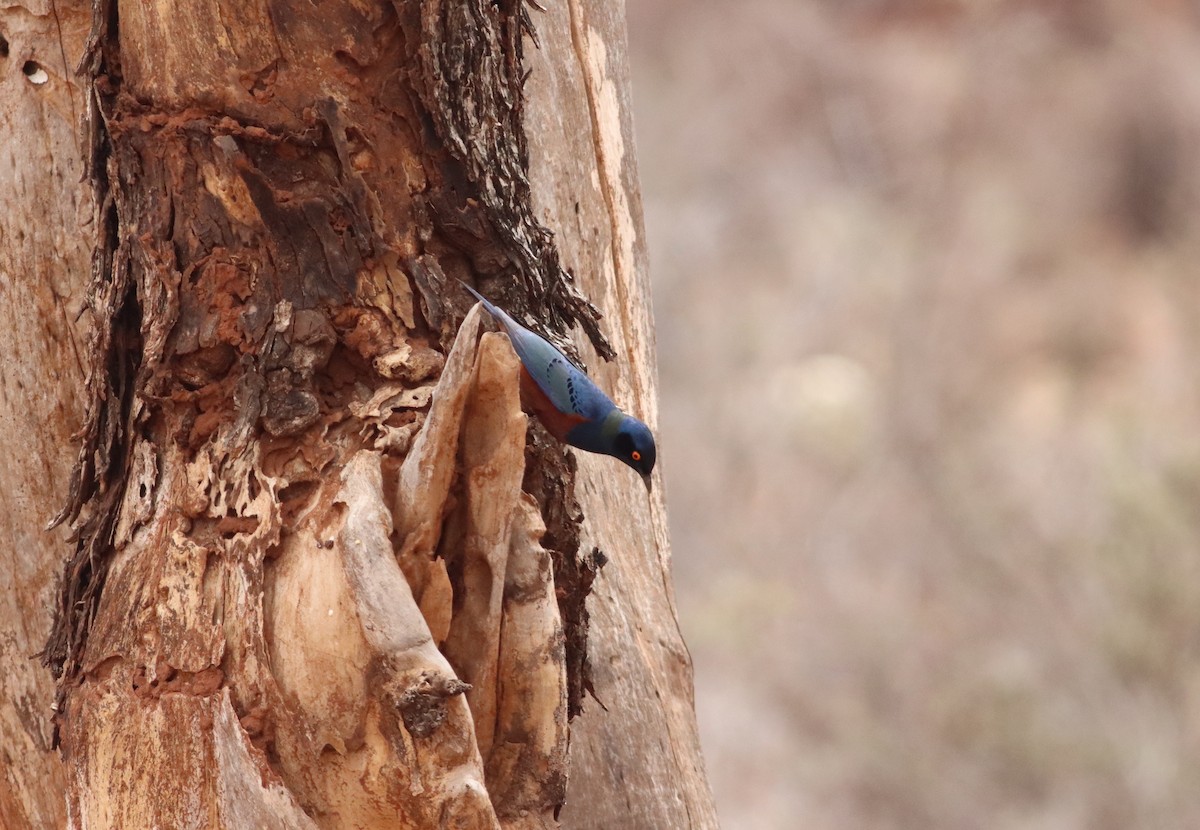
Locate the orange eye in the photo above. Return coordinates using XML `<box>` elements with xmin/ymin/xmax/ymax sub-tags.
<box><xmin>631</xmin><ymin>450</ymin><xmax>642</xmax><ymax>462</ymax></box>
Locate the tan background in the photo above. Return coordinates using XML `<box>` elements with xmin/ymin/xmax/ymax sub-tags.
<box><xmin>629</xmin><ymin>2</ymin><xmax>1200</xmax><ymax>828</ymax></box>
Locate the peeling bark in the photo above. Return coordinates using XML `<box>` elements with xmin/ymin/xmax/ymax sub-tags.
<box><xmin>442</xmin><ymin>332</ymin><xmax>530</xmax><ymax>758</ymax></box>
<box><xmin>488</xmin><ymin>498</ymin><xmax>569</xmax><ymax>829</ymax></box>
<box><xmin>10</xmin><ymin>0</ymin><xmax>717</xmax><ymax>826</ymax></box>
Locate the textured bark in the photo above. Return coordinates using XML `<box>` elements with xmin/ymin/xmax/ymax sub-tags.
<box><xmin>0</xmin><ymin>2</ymin><xmax>91</xmax><ymax>828</ymax></box>
<box><xmin>521</xmin><ymin>3</ymin><xmax>718</xmax><ymax>826</ymax></box>
<box><xmin>2</xmin><ymin>0</ymin><xmax>717</xmax><ymax>826</ymax></box>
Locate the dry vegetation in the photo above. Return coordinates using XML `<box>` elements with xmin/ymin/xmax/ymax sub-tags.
<box><xmin>628</xmin><ymin>1</ymin><xmax>1200</xmax><ymax>827</ymax></box>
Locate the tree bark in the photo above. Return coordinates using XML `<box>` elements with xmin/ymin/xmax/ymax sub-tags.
<box><xmin>2</xmin><ymin>0</ymin><xmax>717</xmax><ymax>827</ymax></box>
<box><xmin>520</xmin><ymin>4</ymin><xmax>716</xmax><ymax>827</ymax></box>
<box><xmin>0</xmin><ymin>2</ymin><xmax>91</xmax><ymax>827</ymax></box>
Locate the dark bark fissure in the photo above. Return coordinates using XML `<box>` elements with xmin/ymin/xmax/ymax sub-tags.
<box><xmin>45</xmin><ymin>0</ymin><xmax>609</xmax><ymax>756</ymax></box>
<box><xmin>41</xmin><ymin>0</ymin><xmax>137</xmax><ymax>735</ymax></box>
<box><xmin>523</xmin><ymin>433</ymin><xmax>605</xmax><ymax>719</ymax></box>
<box><xmin>409</xmin><ymin>0</ymin><xmax>615</xmax><ymax>363</ymax></box>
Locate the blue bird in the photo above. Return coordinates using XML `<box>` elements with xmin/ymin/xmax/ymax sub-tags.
<box><xmin>462</xmin><ymin>283</ymin><xmax>656</xmax><ymax>490</ymax></box>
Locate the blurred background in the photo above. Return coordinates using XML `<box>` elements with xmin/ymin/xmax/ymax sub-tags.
<box><xmin>627</xmin><ymin>2</ymin><xmax>1200</xmax><ymax>828</ymax></box>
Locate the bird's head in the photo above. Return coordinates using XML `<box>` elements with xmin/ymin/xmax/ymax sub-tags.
<box><xmin>612</xmin><ymin>416</ymin><xmax>657</xmax><ymax>490</ymax></box>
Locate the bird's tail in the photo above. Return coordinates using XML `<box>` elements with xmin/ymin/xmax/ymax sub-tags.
<box><xmin>460</xmin><ymin>281</ymin><xmax>504</xmax><ymax>318</ymax></box>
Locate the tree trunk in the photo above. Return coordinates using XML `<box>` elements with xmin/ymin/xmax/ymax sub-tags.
<box><xmin>2</xmin><ymin>0</ymin><xmax>717</xmax><ymax>827</ymax></box>
<box><xmin>0</xmin><ymin>2</ymin><xmax>91</xmax><ymax>827</ymax></box>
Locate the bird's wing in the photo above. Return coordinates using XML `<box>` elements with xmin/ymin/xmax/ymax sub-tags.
<box><xmin>461</xmin><ymin>283</ymin><xmax>614</xmax><ymax>421</ymax></box>
<box><xmin>519</xmin><ymin>365</ymin><xmax>589</xmax><ymax>442</ymax></box>
<box><xmin>506</xmin><ymin>324</ymin><xmax>614</xmax><ymax>422</ymax></box>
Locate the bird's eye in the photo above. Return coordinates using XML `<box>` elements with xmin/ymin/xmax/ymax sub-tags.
<box><xmin>631</xmin><ymin>450</ymin><xmax>642</xmax><ymax>462</ymax></box>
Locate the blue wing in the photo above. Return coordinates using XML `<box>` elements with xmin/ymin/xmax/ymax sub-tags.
<box><xmin>462</xmin><ymin>283</ymin><xmax>615</xmax><ymax>421</ymax></box>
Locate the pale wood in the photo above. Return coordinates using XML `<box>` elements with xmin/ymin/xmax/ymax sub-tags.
<box><xmin>0</xmin><ymin>2</ymin><xmax>90</xmax><ymax>828</ymax></box>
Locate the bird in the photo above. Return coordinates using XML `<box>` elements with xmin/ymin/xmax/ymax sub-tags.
<box><xmin>461</xmin><ymin>282</ymin><xmax>656</xmax><ymax>491</ymax></box>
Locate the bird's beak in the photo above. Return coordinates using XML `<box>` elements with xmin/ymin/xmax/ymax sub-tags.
<box><xmin>641</xmin><ymin>471</ymin><xmax>653</xmax><ymax>493</ymax></box>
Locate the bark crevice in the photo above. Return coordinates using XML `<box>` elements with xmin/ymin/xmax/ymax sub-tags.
<box><xmin>409</xmin><ymin>0</ymin><xmax>615</xmax><ymax>363</ymax></box>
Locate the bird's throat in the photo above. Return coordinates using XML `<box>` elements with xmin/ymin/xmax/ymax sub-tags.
<box><xmin>565</xmin><ymin>408</ymin><xmax>625</xmax><ymax>455</ymax></box>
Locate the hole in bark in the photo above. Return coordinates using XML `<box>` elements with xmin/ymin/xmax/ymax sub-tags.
<box><xmin>22</xmin><ymin>60</ymin><xmax>47</xmax><ymax>85</ymax></box>
<box><xmin>333</xmin><ymin>49</ymin><xmax>360</xmax><ymax>70</ymax></box>
<box><xmin>0</xmin><ymin>34</ymin><xmax>8</xmax><ymax>59</ymax></box>
<box><xmin>279</xmin><ymin>479</ymin><xmax>319</xmax><ymax>525</ymax></box>
<box><xmin>279</xmin><ymin>479</ymin><xmax>317</xmax><ymax>505</ymax></box>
